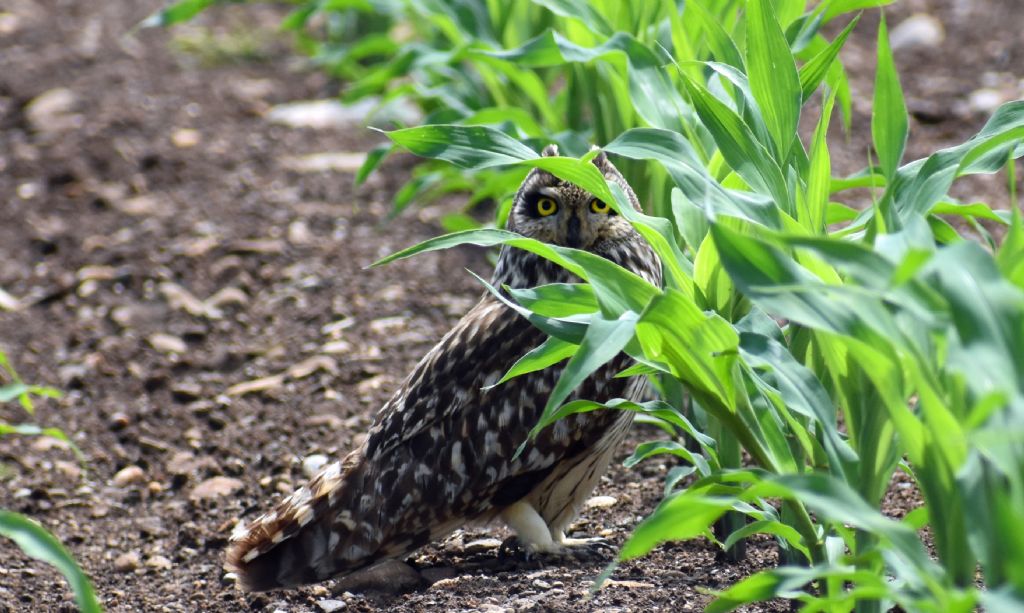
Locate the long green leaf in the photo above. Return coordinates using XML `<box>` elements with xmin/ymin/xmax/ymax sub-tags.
<box><xmin>0</xmin><ymin>511</ymin><xmax>101</xmax><ymax>613</ymax></box>
<box><xmin>745</xmin><ymin>0</ymin><xmax>802</xmax><ymax>160</ymax></box>
<box><xmin>871</xmin><ymin>14</ymin><xmax>908</xmax><ymax>181</ymax></box>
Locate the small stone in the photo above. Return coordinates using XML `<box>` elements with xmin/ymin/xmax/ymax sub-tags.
<box><xmin>189</xmin><ymin>476</ymin><xmax>244</xmax><ymax>503</ymax></box>
<box><xmin>221</xmin><ymin>572</ymin><xmax>238</xmax><ymax>586</ymax></box>
<box><xmin>288</xmin><ymin>356</ymin><xmax>338</xmax><ymax>380</ymax></box>
<box><xmin>463</xmin><ymin>538</ymin><xmax>503</xmax><ymax>555</ymax></box>
<box><xmin>171</xmin><ymin>128</ymin><xmax>201</xmax><ymax>148</ymax></box>
<box><xmin>114</xmin><ymin>194</ymin><xmax>172</xmax><ymax>218</ymax></box>
<box><xmin>147</xmin><ymin>481</ymin><xmax>163</xmax><ymax>495</ymax></box>
<box><xmin>532</xmin><ymin>579</ymin><xmax>551</xmax><ymax>590</ymax></box>
<box><xmin>288</xmin><ymin>220</ymin><xmax>312</xmax><ymax>245</ymax></box>
<box><xmin>266</xmin><ymin>99</ymin><xmax>372</xmax><ymax>129</ymax></box>
<box><xmin>25</xmin><ymin>87</ymin><xmax>80</xmax><ymax>133</ymax></box>
<box><xmin>113</xmin><ymin>465</ymin><xmax>146</xmax><ymax>487</ymax></box>
<box><xmin>114</xmin><ymin>551</ymin><xmax>141</xmax><ymax>572</ymax></box>
<box><xmin>968</xmin><ymin>88</ymin><xmax>1005</xmax><ymax>114</ymax></box>
<box><xmin>145</xmin><ymin>555</ymin><xmax>173</xmax><ymax>571</ymax></box>
<box><xmin>302</xmin><ymin>454</ymin><xmax>329</xmax><ymax>479</ymax></box>
<box><xmin>0</xmin><ymin>287</ymin><xmax>22</xmax><ymax>311</ymax></box>
<box><xmin>171</xmin><ymin>382</ymin><xmax>202</xmax><ymax>402</ymax></box>
<box><xmin>585</xmin><ymin>495</ymin><xmax>618</xmax><ymax>509</ymax></box>
<box><xmin>604</xmin><ymin>578</ymin><xmax>655</xmax><ymax>589</ymax></box>
<box><xmin>280</xmin><ymin>152</ymin><xmax>366</xmax><ymax>174</ymax></box>
<box><xmin>889</xmin><ymin>14</ymin><xmax>944</xmax><ymax>51</ymax></box>
<box><xmin>226</xmin><ymin>374</ymin><xmax>285</xmax><ymax>396</ymax></box>
<box><xmin>205</xmin><ymin>286</ymin><xmax>248</xmax><ymax>309</ymax></box>
<box><xmin>316</xmin><ymin>600</ymin><xmax>347</xmax><ymax>612</ymax></box>
<box><xmin>149</xmin><ymin>333</ymin><xmax>187</xmax><ymax>354</ymax></box>
<box><xmin>55</xmin><ymin>460</ymin><xmax>81</xmax><ymax>481</ymax></box>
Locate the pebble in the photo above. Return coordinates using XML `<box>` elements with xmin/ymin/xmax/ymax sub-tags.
<box><xmin>189</xmin><ymin>476</ymin><xmax>244</xmax><ymax>502</ymax></box>
<box><xmin>280</xmin><ymin>152</ymin><xmax>366</xmax><ymax>173</ymax></box>
<box><xmin>266</xmin><ymin>99</ymin><xmax>375</xmax><ymax>129</ymax></box>
<box><xmin>315</xmin><ymin>600</ymin><xmax>347</xmax><ymax>612</ymax></box>
<box><xmin>114</xmin><ymin>551</ymin><xmax>141</xmax><ymax>572</ymax></box>
<box><xmin>145</xmin><ymin>555</ymin><xmax>173</xmax><ymax>571</ymax></box>
<box><xmin>463</xmin><ymin>538</ymin><xmax>503</xmax><ymax>555</ymax></box>
<box><xmin>288</xmin><ymin>356</ymin><xmax>338</xmax><ymax>380</ymax></box>
<box><xmin>889</xmin><ymin>13</ymin><xmax>944</xmax><ymax>50</ymax></box>
<box><xmin>302</xmin><ymin>454</ymin><xmax>329</xmax><ymax>479</ymax></box>
<box><xmin>25</xmin><ymin>87</ymin><xmax>81</xmax><ymax>133</ymax></box>
<box><xmin>585</xmin><ymin>495</ymin><xmax>618</xmax><ymax>509</ymax></box>
<box><xmin>113</xmin><ymin>465</ymin><xmax>146</xmax><ymax>487</ymax></box>
<box><xmin>968</xmin><ymin>88</ymin><xmax>1005</xmax><ymax>114</ymax></box>
<box><xmin>171</xmin><ymin>128</ymin><xmax>201</xmax><ymax>148</ymax></box>
<box><xmin>149</xmin><ymin>333</ymin><xmax>187</xmax><ymax>354</ymax></box>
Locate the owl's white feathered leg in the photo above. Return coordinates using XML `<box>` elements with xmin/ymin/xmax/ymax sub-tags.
<box><xmin>499</xmin><ymin>501</ymin><xmax>612</xmax><ymax>562</ymax></box>
<box><xmin>500</xmin><ymin>500</ymin><xmax>558</xmax><ymax>554</ymax></box>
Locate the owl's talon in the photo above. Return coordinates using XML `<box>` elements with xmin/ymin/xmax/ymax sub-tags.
<box><xmin>498</xmin><ymin>535</ymin><xmax>525</xmax><ymax>561</ymax></box>
<box><xmin>554</xmin><ymin>536</ymin><xmax>616</xmax><ymax>563</ymax></box>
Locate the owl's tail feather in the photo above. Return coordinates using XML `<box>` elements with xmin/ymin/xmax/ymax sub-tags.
<box><xmin>225</xmin><ymin>454</ymin><xmax>380</xmax><ymax>592</ymax></box>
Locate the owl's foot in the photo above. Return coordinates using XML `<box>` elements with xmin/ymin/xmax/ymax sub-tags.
<box><xmin>499</xmin><ymin>501</ymin><xmax>615</xmax><ymax>566</ymax></box>
<box><xmin>497</xmin><ymin>534</ymin><xmax>614</xmax><ymax>565</ymax></box>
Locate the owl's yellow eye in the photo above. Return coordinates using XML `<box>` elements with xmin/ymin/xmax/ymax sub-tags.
<box><xmin>536</xmin><ymin>197</ymin><xmax>558</xmax><ymax>216</ymax></box>
<box><xmin>590</xmin><ymin>199</ymin><xmax>612</xmax><ymax>214</ymax></box>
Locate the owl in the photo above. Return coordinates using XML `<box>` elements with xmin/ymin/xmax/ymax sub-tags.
<box><xmin>225</xmin><ymin>144</ymin><xmax>662</xmax><ymax>591</ymax></box>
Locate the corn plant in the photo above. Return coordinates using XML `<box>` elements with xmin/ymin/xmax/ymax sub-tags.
<box><xmin>0</xmin><ymin>351</ymin><xmax>100</xmax><ymax>613</ymax></box>
<box><xmin>370</xmin><ymin>4</ymin><xmax>1024</xmax><ymax>611</ymax></box>
<box><xmin>148</xmin><ymin>0</ymin><xmax>1024</xmax><ymax>609</ymax></box>
<box><xmin>147</xmin><ymin>0</ymin><xmax>876</xmax><ymax>226</ymax></box>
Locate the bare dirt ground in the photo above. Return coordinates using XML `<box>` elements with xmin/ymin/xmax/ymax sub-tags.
<box><xmin>0</xmin><ymin>0</ymin><xmax>1020</xmax><ymax>611</ymax></box>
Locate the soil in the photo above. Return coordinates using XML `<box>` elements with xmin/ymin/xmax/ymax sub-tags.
<box><xmin>0</xmin><ymin>0</ymin><xmax>1020</xmax><ymax>611</ymax></box>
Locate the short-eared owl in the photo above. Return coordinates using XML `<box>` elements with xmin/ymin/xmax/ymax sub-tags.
<box><xmin>226</xmin><ymin>145</ymin><xmax>662</xmax><ymax>591</ymax></box>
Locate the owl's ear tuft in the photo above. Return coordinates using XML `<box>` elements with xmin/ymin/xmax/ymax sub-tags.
<box><xmin>541</xmin><ymin>144</ymin><xmax>559</xmax><ymax>157</ymax></box>
<box><xmin>589</xmin><ymin>146</ymin><xmax>610</xmax><ymax>169</ymax></box>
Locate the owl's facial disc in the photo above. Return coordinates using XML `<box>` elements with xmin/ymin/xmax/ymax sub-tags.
<box><xmin>513</xmin><ymin>181</ymin><xmax>621</xmax><ymax>250</ymax></box>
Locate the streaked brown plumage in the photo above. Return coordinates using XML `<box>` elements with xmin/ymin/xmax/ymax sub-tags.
<box><xmin>225</xmin><ymin>145</ymin><xmax>662</xmax><ymax>591</ymax></box>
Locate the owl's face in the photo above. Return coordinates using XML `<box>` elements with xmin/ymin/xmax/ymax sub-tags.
<box><xmin>508</xmin><ymin>145</ymin><xmax>641</xmax><ymax>252</ymax></box>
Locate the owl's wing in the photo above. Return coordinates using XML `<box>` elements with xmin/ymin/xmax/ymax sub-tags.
<box><xmin>363</xmin><ymin>294</ymin><xmax>545</xmax><ymax>460</ymax></box>
<box><xmin>359</xmin><ymin>293</ymin><xmax>631</xmax><ymax>544</ymax></box>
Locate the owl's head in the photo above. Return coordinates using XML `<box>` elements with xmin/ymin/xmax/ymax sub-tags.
<box><xmin>507</xmin><ymin>144</ymin><xmax>641</xmax><ymax>251</ymax></box>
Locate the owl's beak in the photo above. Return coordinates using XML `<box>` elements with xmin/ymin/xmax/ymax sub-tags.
<box><xmin>566</xmin><ymin>215</ymin><xmax>582</xmax><ymax>248</ymax></box>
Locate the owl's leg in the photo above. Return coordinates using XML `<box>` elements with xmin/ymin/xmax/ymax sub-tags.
<box><xmin>499</xmin><ymin>500</ymin><xmax>557</xmax><ymax>555</ymax></box>
<box><xmin>499</xmin><ymin>501</ymin><xmax>612</xmax><ymax>563</ymax></box>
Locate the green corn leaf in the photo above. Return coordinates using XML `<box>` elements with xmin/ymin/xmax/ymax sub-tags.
<box><xmin>488</xmin><ymin>336</ymin><xmax>577</xmax><ymax>389</ymax></box>
<box><xmin>685</xmin><ymin>0</ymin><xmax>744</xmax><ymax>69</ymax></box>
<box><xmin>798</xmin><ymin>15</ymin><xmax>860</xmax><ymax>101</ymax></box>
<box><xmin>803</xmin><ymin>90</ymin><xmax>836</xmax><ymax>233</ymax></box>
<box><xmin>745</xmin><ymin>0</ymin><xmax>802</xmax><ymax>160</ymax></box>
<box><xmin>530</xmin><ymin>0</ymin><xmax>614</xmax><ymax>36</ymax></box>
<box><xmin>680</xmin><ymin>73</ymin><xmax>791</xmax><ymax>213</ymax></box>
<box><xmin>619</xmin><ymin>489</ymin><xmax>735</xmax><ymax>560</ymax></box>
<box><xmin>606</xmin><ymin>128</ymin><xmax>783</xmax><ymax>230</ymax></box>
<box><xmin>872</xmin><ymin>14</ymin><xmax>908</xmax><ymax>180</ymax></box>
<box><xmin>139</xmin><ymin>0</ymin><xmax>214</xmax><ymax>28</ymax></box>
<box><xmin>635</xmin><ymin>288</ymin><xmax>739</xmax><ymax>410</ymax></box>
<box><xmin>505</xmin><ymin>283</ymin><xmax>597</xmax><ymax>318</ymax></box>
<box><xmin>527</xmin><ymin>312</ymin><xmax>639</xmax><ymax>441</ymax></box>
<box><xmin>738</xmin><ymin>331</ymin><xmax>858</xmax><ymax>477</ymax></box>
<box><xmin>624</xmin><ymin>440</ymin><xmax>713</xmax><ymax>478</ymax></box>
<box><xmin>694</xmin><ymin>233</ymin><xmax>734</xmax><ymax>315</ymax></box>
<box><xmin>721</xmin><ymin>519</ymin><xmax>811</xmax><ymax>561</ymax></box>
<box><xmin>821</xmin><ymin>0</ymin><xmax>895</xmax><ymax>22</ymax></box>
<box><xmin>380</xmin><ymin>124</ymin><xmax>538</xmax><ymax>169</ymax></box>
<box><xmin>355</xmin><ymin>144</ymin><xmax>391</xmax><ymax>186</ymax></box>
<box><xmin>0</xmin><ymin>511</ymin><xmax>101</xmax><ymax>613</ymax></box>
<box><xmin>373</xmin><ymin>228</ymin><xmax>659</xmax><ymax>317</ymax></box>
